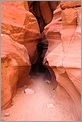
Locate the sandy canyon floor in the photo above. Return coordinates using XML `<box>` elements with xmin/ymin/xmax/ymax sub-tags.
<box><xmin>1</xmin><ymin>75</ymin><xmax>75</xmax><ymax>121</ymax></box>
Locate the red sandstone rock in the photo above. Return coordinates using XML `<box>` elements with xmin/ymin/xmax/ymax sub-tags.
<box><xmin>60</xmin><ymin>1</ymin><xmax>81</xmax><ymax>10</ymax></box>
<box><xmin>1</xmin><ymin>2</ymin><xmax>81</xmax><ymax>121</ymax></box>
<box><xmin>28</xmin><ymin>1</ymin><xmax>60</xmax><ymax>32</ymax></box>
<box><xmin>48</xmin><ymin>1</ymin><xmax>58</xmax><ymax>11</ymax></box>
<box><xmin>44</xmin><ymin>6</ymin><xmax>62</xmax><ymax>56</ymax></box>
<box><xmin>61</xmin><ymin>8</ymin><xmax>77</xmax><ymax>25</ymax></box>
<box><xmin>1</xmin><ymin>2</ymin><xmax>40</xmax><ymax>109</ymax></box>
<box><xmin>33</xmin><ymin>2</ymin><xmax>45</xmax><ymax>32</ymax></box>
<box><xmin>1</xmin><ymin>34</ymin><xmax>31</xmax><ymax>109</ymax></box>
<box><xmin>39</xmin><ymin>1</ymin><xmax>53</xmax><ymax>25</ymax></box>
<box><xmin>44</xmin><ymin>4</ymin><xmax>81</xmax><ymax>120</ymax></box>
<box><xmin>28</xmin><ymin>1</ymin><xmax>34</xmax><ymax>8</ymax></box>
<box><xmin>2</xmin><ymin>2</ymin><xmax>41</xmax><ymax>64</ymax></box>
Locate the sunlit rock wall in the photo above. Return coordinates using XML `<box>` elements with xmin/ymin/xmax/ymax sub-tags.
<box><xmin>44</xmin><ymin>1</ymin><xmax>81</xmax><ymax>120</ymax></box>
<box><xmin>1</xmin><ymin>1</ymin><xmax>40</xmax><ymax>109</ymax></box>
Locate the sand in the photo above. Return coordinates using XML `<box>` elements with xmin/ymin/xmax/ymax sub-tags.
<box><xmin>1</xmin><ymin>76</ymin><xmax>75</xmax><ymax>121</ymax></box>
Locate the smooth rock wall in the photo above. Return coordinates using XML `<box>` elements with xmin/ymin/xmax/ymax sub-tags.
<box><xmin>1</xmin><ymin>1</ymin><xmax>40</xmax><ymax>109</ymax></box>
<box><xmin>44</xmin><ymin>2</ymin><xmax>81</xmax><ymax>120</ymax></box>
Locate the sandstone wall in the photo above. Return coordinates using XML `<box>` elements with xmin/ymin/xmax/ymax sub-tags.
<box><xmin>28</xmin><ymin>1</ymin><xmax>60</xmax><ymax>32</ymax></box>
<box><xmin>44</xmin><ymin>2</ymin><xmax>81</xmax><ymax>120</ymax></box>
<box><xmin>1</xmin><ymin>2</ymin><xmax>81</xmax><ymax>120</ymax></box>
<box><xmin>1</xmin><ymin>2</ymin><xmax>40</xmax><ymax>109</ymax></box>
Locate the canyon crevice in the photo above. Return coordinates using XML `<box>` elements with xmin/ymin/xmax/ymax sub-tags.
<box><xmin>1</xmin><ymin>1</ymin><xmax>81</xmax><ymax>121</ymax></box>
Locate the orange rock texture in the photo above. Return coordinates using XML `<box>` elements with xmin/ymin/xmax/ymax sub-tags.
<box><xmin>44</xmin><ymin>2</ymin><xmax>81</xmax><ymax>120</ymax></box>
<box><xmin>28</xmin><ymin>1</ymin><xmax>60</xmax><ymax>32</ymax></box>
<box><xmin>1</xmin><ymin>2</ymin><xmax>40</xmax><ymax>109</ymax></box>
<box><xmin>1</xmin><ymin>1</ymin><xmax>81</xmax><ymax>121</ymax></box>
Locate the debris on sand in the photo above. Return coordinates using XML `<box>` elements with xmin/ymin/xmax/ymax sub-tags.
<box><xmin>52</xmin><ymin>88</ymin><xmax>56</xmax><ymax>91</ymax></box>
<box><xmin>24</xmin><ymin>88</ymin><xmax>35</xmax><ymax>94</ymax></box>
<box><xmin>44</xmin><ymin>80</ymin><xmax>51</xmax><ymax>84</ymax></box>
<box><xmin>4</xmin><ymin>113</ymin><xmax>10</xmax><ymax>117</ymax></box>
<box><xmin>47</xmin><ymin>104</ymin><xmax>54</xmax><ymax>108</ymax></box>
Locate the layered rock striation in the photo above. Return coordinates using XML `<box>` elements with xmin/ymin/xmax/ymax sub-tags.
<box><xmin>1</xmin><ymin>1</ymin><xmax>81</xmax><ymax>121</ymax></box>
<box><xmin>44</xmin><ymin>1</ymin><xmax>81</xmax><ymax>120</ymax></box>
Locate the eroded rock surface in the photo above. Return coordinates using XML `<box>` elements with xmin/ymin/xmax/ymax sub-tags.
<box><xmin>1</xmin><ymin>34</ymin><xmax>31</xmax><ymax>109</ymax></box>
<box><xmin>1</xmin><ymin>1</ymin><xmax>81</xmax><ymax>121</ymax></box>
<box><xmin>60</xmin><ymin>1</ymin><xmax>81</xmax><ymax>10</ymax></box>
<box><xmin>1</xmin><ymin>2</ymin><xmax>40</xmax><ymax>109</ymax></box>
<box><xmin>2</xmin><ymin>2</ymin><xmax>41</xmax><ymax>64</ymax></box>
<box><xmin>44</xmin><ymin>2</ymin><xmax>81</xmax><ymax>120</ymax></box>
<box><xmin>28</xmin><ymin>1</ymin><xmax>60</xmax><ymax>32</ymax></box>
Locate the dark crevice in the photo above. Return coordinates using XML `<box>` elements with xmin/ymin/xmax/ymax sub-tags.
<box><xmin>28</xmin><ymin>1</ymin><xmax>60</xmax><ymax>32</ymax></box>
<box><xmin>28</xmin><ymin>1</ymin><xmax>59</xmax><ymax>82</ymax></box>
<box><xmin>29</xmin><ymin>33</ymin><xmax>51</xmax><ymax>81</ymax></box>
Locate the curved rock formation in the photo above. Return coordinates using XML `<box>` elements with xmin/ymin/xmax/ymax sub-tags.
<box><xmin>28</xmin><ymin>1</ymin><xmax>60</xmax><ymax>32</ymax></box>
<box><xmin>1</xmin><ymin>1</ymin><xmax>81</xmax><ymax>121</ymax></box>
<box><xmin>1</xmin><ymin>34</ymin><xmax>31</xmax><ymax>109</ymax></box>
<box><xmin>1</xmin><ymin>2</ymin><xmax>40</xmax><ymax>109</ymax></box>
<box><xmin>2</xmin><ymin>2</ymin><xmax>41</xmax><ymax>64</ymax></box>
<box><xmin>44</xmin><ymin>2</ymin><xmax>81</xmax><ymax>120</ymax></box>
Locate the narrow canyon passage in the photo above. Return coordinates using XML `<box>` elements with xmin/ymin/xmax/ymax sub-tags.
<box><xmin>2</xmin><ymin>75</ymin><xmax>75</xmax><ymax>121</ymax></box>
<box><xmin>1</xmin><ymin>1</ymin><xmax>81</xmax><ymax>121</ymax></box>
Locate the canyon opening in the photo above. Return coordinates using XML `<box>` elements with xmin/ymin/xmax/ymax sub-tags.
<box><xmin>1</xmin><ymin>1</ymin><xmax>81</xmax><ymax>121</ymax></box>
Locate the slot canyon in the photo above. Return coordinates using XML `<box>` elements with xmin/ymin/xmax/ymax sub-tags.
<box><xmin>1</xmin><ymin>1</ymin><xmax>81</xmax><ymax>121</ymax></box>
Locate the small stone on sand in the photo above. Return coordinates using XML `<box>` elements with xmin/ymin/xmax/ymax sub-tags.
<box><xmin>24</xmin><ymin>88</ymin><xmax>35</xmax><ymax>94</ymax></box>
<box><xmin>47</xmin><ymin>104</ymin><xmax>54</xmax><ymax>108</ymax></box>
<box><xmin>44</xmin><ymin>80</ymin><xmax>51</xmax><ymax>84</ymax></box>
<box><xmin>4</xmin><ymin>113</ymin><xmax>10</xmax><ymax>117</ymax></box>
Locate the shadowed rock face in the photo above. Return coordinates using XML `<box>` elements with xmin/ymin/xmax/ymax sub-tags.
<box><xmin>1</xmin><ymin>1</ymin><xmax>81</xmax><ymax>121</ymax></box>
<box><xmin>28</xmin><ymin>1</ymin><xmax>60</xmax><ymax>32</ymax></box>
